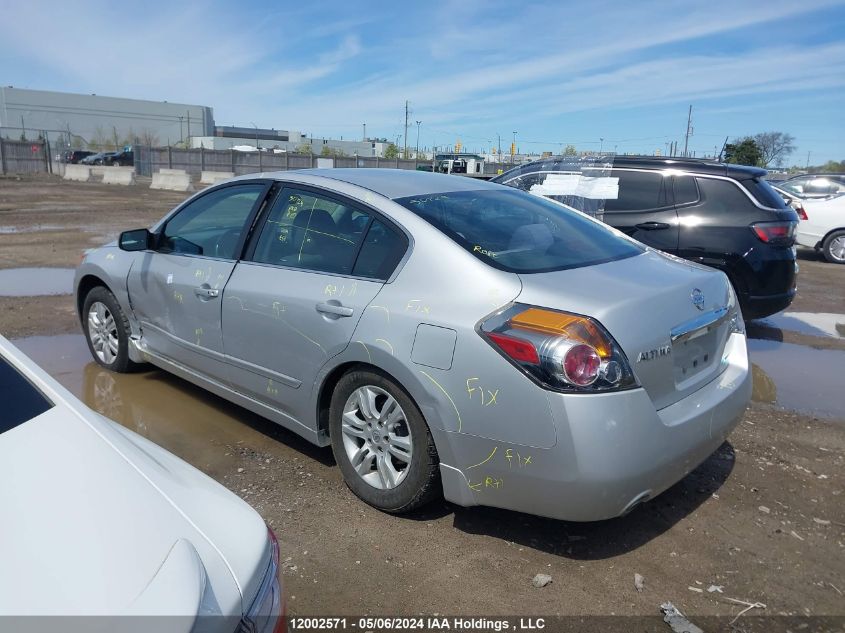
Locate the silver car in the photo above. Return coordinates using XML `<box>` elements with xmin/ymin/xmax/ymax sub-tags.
<box><xmin>75</xmin><ymin>169</ymin><xmax>751</xmax><ymax>521</ymax></box>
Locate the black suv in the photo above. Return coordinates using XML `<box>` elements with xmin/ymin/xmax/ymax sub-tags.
<box><xmin>493</xmin><ymin>156</ymin><xmax>799</xmax><ymax>319</ymax></box>
<box><xmin>109</xmin><ymin>149</ymin><xmax>134</xmax><ymax>167</ymax></box>
<box><xmin>61</xmin><ymin>150</ymin><xmax>94</xmax><ymax>164</ymax></box>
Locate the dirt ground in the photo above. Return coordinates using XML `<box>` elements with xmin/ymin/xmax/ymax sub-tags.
<box><xmin>1</xmin><ymin>175</ymin><xmax>843</xmax><ymax>623</ymax></box>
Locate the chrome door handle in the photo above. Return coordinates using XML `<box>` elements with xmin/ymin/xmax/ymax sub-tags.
<box><xmin>316</xmin><ymin>302</ymin><xmax>353</xmax><ymax>317</ymax></box>
<box><xmin>194</xmin><ymin>286</ymin><xmax>219</xmax><ymax>298</ymax></box>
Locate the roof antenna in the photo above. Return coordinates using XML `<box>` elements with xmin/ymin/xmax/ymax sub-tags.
<box><xmin>717</xmin><ymin>136</ymin><xmax>729</xmax><ymax>162</ymax></box>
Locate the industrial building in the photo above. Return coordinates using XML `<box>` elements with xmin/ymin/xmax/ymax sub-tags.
<box><xmin>0</xmin><ymin>86</ymin><xmax>397</xmax><ymax>157</ymax></box>
<box><xmin>0</xmin><ymin>86</ymin><xmax>213</xmax><ymax>148</ymax></box>
<box><xmin>190</xmin><ymin>126</ymin><xmax>393</xmax><ymax>157</ymax></box>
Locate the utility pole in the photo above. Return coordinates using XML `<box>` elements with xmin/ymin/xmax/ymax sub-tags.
<box><xmin>683</xmin><ymin>104</ymin><xmax>693</xmax><ymax>158</ymax></box>
<box><xmin>186</xmin><ymin>110</ymin><xmax>191</xmax><ymax>148</ymax></box>
<box><xmin>363</xmin><ymin>123</ymin><xmax>366</xmax><ymax>142</ymax></box>
<box><xmin>497</xmin><ymin>133</ymin><xmax>501</xmax><ymax>159</ymax></box>
<box><xmin>806</xmin><ymin>151</ymin><xmax>811</xmax><ymax>169</ymax></box>
<box><xmin>403</xmin><ymin>100</ymin><xmax>409</xmax><ymax>158</ymax></box>
<box><xmin>415</xmin><ymin>121</ymin><xmax>421</xmax><ymax>158</ymax></box>
<box><xmin>20</xmin><ymin>115</ymin><xmax>25</xmax><ymax>140</ymax></box>
<box><xmin>179</xmin><ymin>116</ymin><xmax>184</xmax><ymax>145</ymax></box>
<box><xmin>599</xmin><ymin>137</ymin><xmax>604</xmax><ymax>154</ymax></box>
<box><xmin>251</xmin><ymin>122</ymin><xmax>259</xmax><ymax>150</ymax></box>
<box><xmin>512</xmin><ymin>131</ymin><xmax>517</xmax><ymax>164</ymax></box>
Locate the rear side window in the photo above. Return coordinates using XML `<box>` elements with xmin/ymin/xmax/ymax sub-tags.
<box><xmin>741</xmin><ymin>178</ymin><xmax>787</xmax><ymax>209</ymax></box>
<box><xmin>394</xmin><ymin>189</ymin><xmax>643</xmax><ymax>273</ymax></box>
<box><xmin>674</xmin><ymin>176</ymin><xmax>700</xmax><ymax>205</ymax></box>
<box><xmin>695</xmin><ymin>178</ymin><xmax>755</xmax><ymax>215</ymax></box>
<box><xmin>603</xmin><ymin>170</ymin><xmax>670</xmax><ymax>211</ymax></box>
<box><xmin>1</xmin><ymin>356</ymin><xmax>53</xmax><ymax>434</ymax></box>
<box><xmin>352</xmin><ymin>219</ymin><xmax>407</xmax><ymax>279</ymax></box>
<box><xmin>251</xmin><ymin>188</ymin><xmax>369</xmax><ymax>275</ymax></box>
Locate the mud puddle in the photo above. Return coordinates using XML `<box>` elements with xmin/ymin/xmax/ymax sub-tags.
<box><xmin>11</xmin><ymin>334</ymin><xmax>309</xmax><ymax>473</ymax></box>
<box><xmin>0</xmin><ymin>224</ymin><xmax>64</xmax><ymax>234</ymax></box>
<box><xmin>753</xmin><ymin>311</ymin><xmax>845</xmax><ymax>339</ymax></box>
<box><xmin>0</xmin><ymin>267</ymin><xmax>75</xmax><ymax>296</ymax></box>
<box><xmin>749</xmin><ymin>338</ymin><xmax>845</xmax><ymax>421</ymax></box>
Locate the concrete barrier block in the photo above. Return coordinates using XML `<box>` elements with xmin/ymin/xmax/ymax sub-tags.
<box><xmin>151</xmin><ymin>171</ymin><xmax>195</xmax><ymax>192</ymax></box>
<box><xmin>63</xmin><ymin>164</ymin><xmax>92</xmax><ymax>182</ymax></box>
<box><xmin>101</xmin><ymin>167</ymin><xmax>136</xmax><ymax>186</ymax></box>
<box><xmin>159</xmin><ymin>168</ymin><xmax>187</xmax><ymax>175</ymax></box>
<box><xmin>200</xmin><ymin>170</ymin><xmax>235</xmax><ymax>184</ymax></box>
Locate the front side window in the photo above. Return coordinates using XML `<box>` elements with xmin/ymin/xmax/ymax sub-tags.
<box><xmin>394</xmin><ymin>189</ymin><xmax>643</xmax><ymax>273</ymax></box>
<box><xmin>0</xmin><ymin>356</ymin><xmax>54</xmax><ymax>435</ymax></box>
<box><xmin>160</xmin><ymin>184</ymin><xmax>265</xmax><ymax>259</ymax></box>
<box><xmin>251</xmin><ymin>188</ymin><xmax>370</xmax><ymax>275</ymax></box>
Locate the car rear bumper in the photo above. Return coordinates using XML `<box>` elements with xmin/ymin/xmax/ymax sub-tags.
<box><xmin>438</xmin><ymin>332</ymin><xmax>751</xmax><ymax>522</ymax></box>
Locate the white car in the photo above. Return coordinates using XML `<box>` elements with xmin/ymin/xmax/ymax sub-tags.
<box><xmin>0</xmin><ymin>335</ymin><xmax>282</xmax><ymax>631</ymax></box>
<box><xmin>796</xmin><ymin>195</ymin><xmax>845</xmax><ymax>263</ymax></box>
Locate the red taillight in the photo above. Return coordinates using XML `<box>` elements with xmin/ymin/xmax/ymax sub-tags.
<box><xmin>488</xmin><ymin>332</ymin><xmax>540</xmax><ymax>364</ymax></box>
<box><xmin>563</xmin><ymin>344</ymin><xmax>601</xmax><ymax>386</ymax></box>
<box><xmin>751</xmin><ymin>221</ymin><xmax>795</xmax><ymax>243</ymax></box>
<box><xmin>796</xmin><ymin>206</ymin><xmax>808</xmax><ymax>221</ymax></box>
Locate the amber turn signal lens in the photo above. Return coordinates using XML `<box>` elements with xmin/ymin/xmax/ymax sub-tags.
<box><xmin>509</xmin><ymin>307</ymin><xmax>612</xmax><ymax>358</ymax></box>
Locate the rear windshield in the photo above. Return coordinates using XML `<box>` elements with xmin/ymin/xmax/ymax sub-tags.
<box><xmin>742</xmin><ymin>177</ymin><xmax>788</xmax><ymax>209</ymax></box>
<box><xmin>394</xmin><ymin>189</ymin><xmax>643</xmax><ymax>273</ymax></box>
<box><xmin>0</xmin><ymin>356</ymin><xmax>53</xmax><ymax>434</ymax></box>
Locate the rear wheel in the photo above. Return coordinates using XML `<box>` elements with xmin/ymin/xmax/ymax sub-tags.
<box><xmin>82</xmin><ymin>286</ymin><xmax>142</xmax><ymax>372</ymax></box>
<box><xmin>329</xmin><ymin>369</ymin><xmax>440</xmax><ymax>513</ymax></box>
<box><xmin>822</xmin><ymin>230</ymin><xmax>845</xmax><ymax>264</ymax></box>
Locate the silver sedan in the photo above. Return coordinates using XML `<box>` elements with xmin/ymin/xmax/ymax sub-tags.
<box><xmin>75</xmin><ymin>169</ymin><xmax>751</xmax><ymax>521</ymax></box>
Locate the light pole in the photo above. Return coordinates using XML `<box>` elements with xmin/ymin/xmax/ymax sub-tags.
<box><xmin>415</xmin><ymin>121</ymin><xmax>421</xmax><ymax>159</ymax></box>
<box><xmin>178</xmin><ymin>116</ymin><xmax>184</xmax><ymax>146</ymax></box>
<box><xmin>250</xmin><ymin>122</ymin><xmax>259</xmax><ymax>149</ymax></box>
<box><xmin>599</xmin><ymin>137</ymin><xmax>604</xmax><ymax>154</ymax></box>
<box><xmin>512</xmin><ymin>131</ymin><xmax>517</xmax><ymax>164</ymax></box>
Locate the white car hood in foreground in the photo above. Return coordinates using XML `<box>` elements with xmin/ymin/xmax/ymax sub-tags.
<box><xmin>0</xmin><ymin>338</ymin><xmax>269</xmax><ymax>618</ymax></box>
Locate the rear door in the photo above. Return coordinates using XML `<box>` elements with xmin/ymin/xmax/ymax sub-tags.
<box><xmin>221</xmin><ymin>185</ymin><xmax>408</xmax><ymax>418</ymax></box>
<box><xmin>601</xmin><ymin>169</ymin><xmax>679</xmax><ymax>253</ymax></box>
<box><xmin>126</xmin><ymin>181</ymin><xmax>270</xmax><ymax>384</ymax></box>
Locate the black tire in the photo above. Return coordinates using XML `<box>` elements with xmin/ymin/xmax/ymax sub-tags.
<box><xmin>821</xmin><ymin>230</ymin><xmax>845</xmax><ymax>264</ymax></box>
<box><xmin>82</xmin><ymin>286</ymin><xmax>142</xmax><ymax>373</ymax></box>
<box><xmin>329</xmin><ymin>368</ymin><xmax>441</xmax><ymax>513</ymax></box>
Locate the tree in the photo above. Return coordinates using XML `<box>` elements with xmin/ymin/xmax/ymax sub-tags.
<box><xmin>563</xmin><ymin>144</ymin><xmax>577</xmax><ymax>156</ymax></box>
<box><xmin>320</xmin><ymin>145</ymin><xmax>347</xmax><ymax>157</ymax></box>
<box><xmin>753</xmin><ymin>131</ymin><xmax>795</xmax><ymax>167</ymax></box>
<box><xmin>383</xmin><ymin>142</ymin><xmax>399</xmax><ymax>159</ymax></box>
<box><xmin>138</xmin><ymin>129</ymin><xmax>160</xmax><ymax>147</ymax></box>
<box><xmin>724</xmin><ymin>137</ymin><xmax>762</xmax><ymax>167</ymax></box>
<box><xmin>294</xmin><ymin>141</ymin><xmax>313</xmax><ymax>154</ymax></box>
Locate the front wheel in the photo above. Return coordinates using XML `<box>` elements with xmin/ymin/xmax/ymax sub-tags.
<box><xmin>329</xmin><ymin>369</ymin><xmax>441</xmax><ymax>513</ymax></box>
<box><xmin>82</xmin><ymin>286</ymin><xmax>142</xmax><ymax>372</ymax></box>
<box><xmin>822</xmin><ymin>230</ymin><xmax>845</xmax><ymax>264</ymax></box>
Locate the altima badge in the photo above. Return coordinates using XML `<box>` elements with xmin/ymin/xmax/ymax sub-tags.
<box><xmin>691</xmin><ymin>288</ymin><xmax>705</xmax><ymax>311</ymax></box>
<box><xmin>637</xmin><ymin>345</ymin><xmax>671</xmax><ymax>362</ymax></box>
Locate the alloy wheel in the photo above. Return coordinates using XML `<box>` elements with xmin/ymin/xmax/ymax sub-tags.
<box><xmin>87</xmin><ymin>301</ymin><xmax>119</xmax><ymax>364</ymax></box>
<box><xmin>341</xmin><ymin>385</ymin><xmax>413</xmax><ymax>490</ymax></box>
<box><xmin>829</xmin><ymin>235</ymin><xmax>845</xmax><ymax>262</ymax></box>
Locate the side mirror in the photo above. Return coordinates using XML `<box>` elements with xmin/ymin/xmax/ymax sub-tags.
<box><xmin>118</xmin><ymin>229</ymin><xmax>152</xmax><ymax>251</ymax></box>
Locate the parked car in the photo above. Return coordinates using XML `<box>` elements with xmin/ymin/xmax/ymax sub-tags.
<box><xmin>493</xmin><ymin>157</ymin><xmax>799</xmax><ymax>320</ymax></box>
<box><xmin>80</xmin><ymin>152</ymin><xmax>108</xmax><ymax>165</ymax></box>
<box><xmin>795</xmin><ymin>195</ymin><xmax>845</xmax><ymax>263</ymax></box>
<box><xmin>60</xmin><ymin>149</ymin><xmax>94</xmax><ymax>164</ymax></box>
<box><xmin>75</xmin><ymin>169</ymin><xmax>751</xmax><ymax>522</ymax></box>
<box><xmin>0</xmin><ymin>334</ymin><xmax>282</xmax><ymax>629</ymax></box>
<box><xmin>110</xmin><ymin>149</ymin><xmax>134</xmax><ymax>167</ymax></box>
<box><xmin>771</xmin><ymin>184</ymin><xmax>809</xmax><ymax>220</ymax></box>
<box><xmin>777</xmin><ymin>173</ymin><xmax>845</xmax><ymax>198</ymax></box>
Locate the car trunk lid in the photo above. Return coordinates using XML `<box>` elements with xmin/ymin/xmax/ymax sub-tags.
<box><xmin>516</xmin><ymin>249</ymin><xmax>734</xmax><ymax>410</ymax></box>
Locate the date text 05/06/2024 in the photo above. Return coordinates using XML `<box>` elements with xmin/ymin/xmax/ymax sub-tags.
<box><xmin>288</xmin><ymin>617</ymin><xmax>547</xmax><ymax>631</ymax></box>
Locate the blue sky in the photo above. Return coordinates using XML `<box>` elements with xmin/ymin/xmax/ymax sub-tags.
<box><xmin>1</xmin><ymin>0</ymin><xmax>844</xmax><ymax>164</ymax></box>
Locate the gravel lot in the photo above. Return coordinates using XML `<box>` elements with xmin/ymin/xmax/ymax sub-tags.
<box><xmin>1</xmin><ymin>175</ymin><xmax>843</xmax><ymax>622</ymax></box>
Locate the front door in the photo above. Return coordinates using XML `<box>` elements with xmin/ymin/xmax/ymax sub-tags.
<box><xmin>221</xmin><ymin>186</ymin><xmax>408</xmax><ymax>421</ymax></box>
<box><xmin>127</xmin><ymin>182</ymin><xmax>269</xmax><ymax>384</ymax></box>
